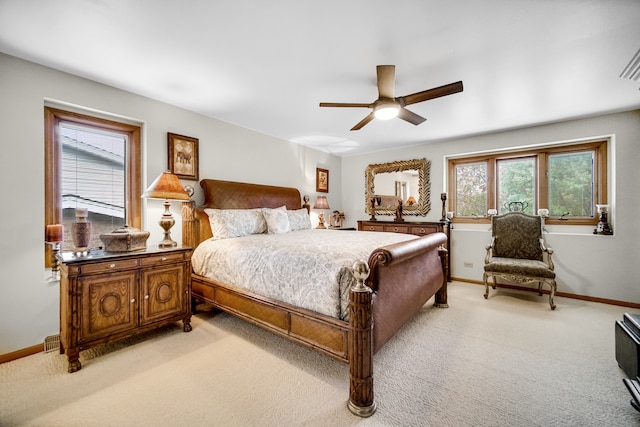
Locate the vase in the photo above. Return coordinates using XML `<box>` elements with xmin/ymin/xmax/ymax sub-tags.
<box><xmin>72</xmin><ymin>208</ymin><xmax>91</xmax><ymax>254</ymax></box>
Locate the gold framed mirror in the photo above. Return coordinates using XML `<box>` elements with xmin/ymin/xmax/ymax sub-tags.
<box><xmin>365</xmin><ymin>158</ymin><xmax>431</xmax><ymax>217</ymax></box>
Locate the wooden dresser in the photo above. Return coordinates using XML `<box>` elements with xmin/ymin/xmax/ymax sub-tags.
<box><xmin>59</xmin><ymin>246</ymin><xmax>192</xmax><ymax>372</ymax></box>
<box><xmin>357</xmin><ymin>220</ymin><xmax>451</xmax><ymax>281</ymax></box>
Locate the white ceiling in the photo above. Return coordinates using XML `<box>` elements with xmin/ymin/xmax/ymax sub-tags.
<box><xmin>1</xmin><ymin>0</ymin><xmax>639</xmax><ymax>156</ymax></box>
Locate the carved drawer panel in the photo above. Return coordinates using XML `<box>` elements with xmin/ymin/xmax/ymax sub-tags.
<box><xmin>78</xmin><ymin>258</ymin><xmax>139</xmax><ymax>275</ymax></box>
<box><xmin>140</xmin><ymin>252</ymin><xmax>185</xmax><ymax>266</ymax></box>
<box><xmin>410</xmin><ymin>225</ymin><xmax>440</xmax><ymax>236</ymax></box>
<box><xmin>383</xmin><ymin>224</ymin><xmax>411</xmax><ymax>233</ymax></box>
<box><xmin>362</xmin><ymin>224</ymin><xmax>384</xmax><ymax>232</ymax></box>
<box><xmin>140</xmin><ymin>265</ymin><xmax>186</xmax><ymax>325</ymax></box>
<box><xmin>79</xmin><ymin>272</ymin><xmax>137</xmax><ymax>342</ymax></box>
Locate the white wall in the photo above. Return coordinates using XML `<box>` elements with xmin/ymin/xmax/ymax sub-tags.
<box><xmin>341</xmin><ymin>110</ymin><xmax>640</xmax><ymax>305</ymax></box>
<box><xmin>0</xmin><ymin>53</ymin><xmax>341</xmax><ymax>354</ymax></box>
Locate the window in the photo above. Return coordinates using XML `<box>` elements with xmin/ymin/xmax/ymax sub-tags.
<box><xmin>44</xmin><ymin>107</ymin><xmax>141</xmax><ymax>264</ymax></box>
<box><xmin>448</xmin><ymin>139</ymin><xmax>607</xmax><ymax>225</ymax></box>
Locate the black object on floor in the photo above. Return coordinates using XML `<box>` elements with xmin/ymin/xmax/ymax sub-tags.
<box><xmin>623</xmin><ymin>376</ymin><xmax>640</xmax><ymax>413</ymax></box>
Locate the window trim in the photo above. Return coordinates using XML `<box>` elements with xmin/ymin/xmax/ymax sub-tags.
<box><xmin>44</xmin><ymin>107</ymin><xmax>142</xmax><ymax>265</ymax></box>
<box><xmin>447</xmin><ymin>139</ymin><xmax>608</xmax><ymax>226</ymax></box>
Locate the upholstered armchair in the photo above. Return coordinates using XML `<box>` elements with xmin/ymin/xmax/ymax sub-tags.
<box><xmin>483</xmin><ymin>212</ymin><xmax>557</xmax><ymax>310</ymax></box>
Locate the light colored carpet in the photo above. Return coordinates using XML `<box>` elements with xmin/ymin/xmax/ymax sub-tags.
<box><xmin>1</xmin><ymin>282</ymin><xmax>638</xmax><ymax>426</ymax></box>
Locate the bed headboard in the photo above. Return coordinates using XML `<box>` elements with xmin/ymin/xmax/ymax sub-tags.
<box><xmin>182</xmin><ymin>179</ymin><xmax>305</xmax><ymax>247</ymax></box>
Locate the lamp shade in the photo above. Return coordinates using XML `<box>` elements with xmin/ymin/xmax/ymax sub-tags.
<box><xmin>406</xmin><ymin>196</ymin><xmax>417</xmax><ymax>205</ymax></box>
<box><xmin>142</xmin><ymin>171</ymin><xmax>190</xmax><ymax>201</ymax></box>
<box><xmin>313</xmin><ymin>196</ymin><xmax>330</xmax><ymax>210</ymax></box>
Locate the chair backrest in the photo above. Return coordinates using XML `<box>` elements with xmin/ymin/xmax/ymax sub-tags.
<box><xmin>492</xmin><ymin>212</ymin><xmax>543</xmax><ymax>260</ymax></box>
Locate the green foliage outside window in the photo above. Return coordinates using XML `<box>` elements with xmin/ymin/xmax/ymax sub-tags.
<box><xmin>455</xmin><ymin>163</ymin><xmax>487</xmax><ymax>216</ymax></box>
<box><xmin>497</xmin><ymin>158</ymin><xmax>535</xmax><ymax>215</ymax></box>
<box><xmin>548</xmin><ymin>152</ymin><xmax>594</xmax><ymax>217</ymax></box>
<box><xmin>449</xmin><ymin>139</ymin><xmax>605</xmax><ymax>224</ymax></box>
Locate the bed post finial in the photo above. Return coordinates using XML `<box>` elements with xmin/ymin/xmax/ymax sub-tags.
<box><xmin>351</xmin><ymin>259</ymin><xmax>371</xmax><ymax>293</ymax></box>
<box><xmin>348</xmin><ymin>259</ymin><xmax>376</xmax><ymax>417</ymax></box>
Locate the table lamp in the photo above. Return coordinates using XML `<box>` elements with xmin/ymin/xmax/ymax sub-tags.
<box><xmin>142</xmin><ymin>171</ymin><xmax>190</xmax><ymax>247</ymax></box>
<box><xmin>313</xmin><ymin>196</ymin><xmax>330</xmax><ymax>229</ymax></box>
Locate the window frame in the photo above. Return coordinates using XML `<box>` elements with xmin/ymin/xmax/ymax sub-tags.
<box><xmin>447</xmin><ymin>139</ymin><xmax>608</xmax><ymax>226</ymax></box>
<box><xmin>44</xmin><ymin>107</ymin><xmax>142</xmax><ymax>265</ymax></box>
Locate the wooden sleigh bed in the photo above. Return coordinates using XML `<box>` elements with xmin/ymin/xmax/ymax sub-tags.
<box><xmin>181</xmin><ymin>179</ymin><xmax>448</xmax><ymax>416</ymax></box>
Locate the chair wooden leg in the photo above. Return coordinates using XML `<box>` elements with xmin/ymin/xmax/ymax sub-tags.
<box><xmin>548</xmin><ymin>280</ymin><xmax>557</xmax><ymax>310</ymax></box>
<box><xmin>483</xmin><ymin>272</ymin><xmax>489</xmax><ymax>299</ymax></box>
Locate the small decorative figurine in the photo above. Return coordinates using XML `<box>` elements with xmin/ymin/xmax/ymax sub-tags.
<box><xmin>369</xmin><ymin>197</ymin><xmax>377</xmax><ymax>221</ymax></box>
<box><xmin>594</xmin><ymin>205</ymin><xmax>613</xmax><ymax>235</ymax></box>
<box><xmin>330</xmin><ymin>210</ymin><xmax>345</xmax><ymax>229</ymax></box>
<box><xmin>394</xmin><ymin>199</ymin><xmax>404</xmax><ymax>223</ymax></box>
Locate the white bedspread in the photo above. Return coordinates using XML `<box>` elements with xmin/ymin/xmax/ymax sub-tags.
<box><xmin>191</xmin><ymin>229</ymin><xmax>417</xmax><ymax>320</ymax></box>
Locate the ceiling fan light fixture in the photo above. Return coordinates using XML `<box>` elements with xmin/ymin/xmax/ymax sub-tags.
<box><xmin>373</xmin><ymin>102</ymin><xmax>400</xmax><ymax>120</ymax></box>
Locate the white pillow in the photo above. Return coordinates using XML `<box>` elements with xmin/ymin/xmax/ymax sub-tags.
<box><xmin>204</xmin><ymin>208</ymin><xmax>266</xmax><ymax>240</ymax></box>
<box><xmin>287</xmin><ymin>208</ymin><xmax>312</xmax><ymax>231</ymax></box>
<box><xmin>262</xmin><ymin>206</ymin><xmax>291</xmax><ymax>234</ymax></box>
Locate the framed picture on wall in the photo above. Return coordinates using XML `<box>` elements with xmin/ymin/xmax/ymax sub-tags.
<box><xmin>316</xmin><ymin>168</ymin><xmax>329</xmax><ymax>193</ymax></box>
<box><xmin>168</xmin><ymin>132</ymin><xmax>199</xmax><ymax>181</ymax></box>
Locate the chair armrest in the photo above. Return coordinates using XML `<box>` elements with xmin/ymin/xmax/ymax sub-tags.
<box><xmin>484</xmin><ymin>237</ymin><xmax>495</xmax><ymax>264</ymax></box>
<box><xmin>539</xmin><ymin>238</ymin><xmax>555</xmax><ymax>270</ymax></box>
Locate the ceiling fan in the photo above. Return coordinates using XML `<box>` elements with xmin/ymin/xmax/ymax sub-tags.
<box><xmin>319</xmin><ymin>65</ymin><xmax>463</xmax><ymax>131</ymax></box>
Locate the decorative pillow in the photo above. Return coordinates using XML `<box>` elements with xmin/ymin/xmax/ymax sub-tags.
<box><xmin>262</xmin><ymin>206</ymin><xmax>291</xmax><ymax>234</ymax></box>
<box><xmin>204</xmin><ymin>208</ymin><xmax>266</xmax><ymax>240</ymax></box>
<box><xmin>287</xmin><ymin>208</ymin><xmax>312</xmax><ymax>231</ymax></box>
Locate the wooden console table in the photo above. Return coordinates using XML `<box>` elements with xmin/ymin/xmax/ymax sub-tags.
<box><xmin>58</xmin><ymin>246</ymin><xmax>192</xmax><ymax>372</ymax></box>
<box><xmin>357</xmin><ymin>220</ymin><xmax>451</xmax><ymax>281</ymax></box>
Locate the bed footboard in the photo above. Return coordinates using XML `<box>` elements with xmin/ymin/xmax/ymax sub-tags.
<box><xmin>367</xmin><ymin>232</ymin><xmax>448</xmax><ymax>352</ymax></box>
<box><xmin>347</xmin><ymin>232</ymin><xmax>448</xmax><ymax>416</ymax></box>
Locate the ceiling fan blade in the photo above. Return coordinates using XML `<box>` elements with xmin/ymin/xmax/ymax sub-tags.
<box><xmin>376</xmin><ymin>65</ymin><xmax>395</xmax><ymax>99</ymax></box>
<box><xmin>398</xmin><ymin>108</ymin><xmax>427</xmax><ymax>125</ymax></box>
<box><xmin>319</xmin><ymin>102</ymin><xmax>371</xmax><ymax>108</ymax></box>
<box><xmin>401</xmin><ymin>81</ymin><xmax>463</xmax><ymax>106</ymax></box>
<box><xmin>351</xmin><ymin>112</ymin><xmax>375</xmax><ymax>131</ymax></box>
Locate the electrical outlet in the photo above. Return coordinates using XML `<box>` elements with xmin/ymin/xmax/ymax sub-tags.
<box><xmin>464</xmin><ymin>262</ymin><xmax>473</xmax><ymax>268</ymax></box>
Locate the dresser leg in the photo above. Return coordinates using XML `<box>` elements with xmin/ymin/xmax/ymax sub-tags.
<box><xmin>67</xmin><ymin>349</ymin><xmax>82</xmax><ymax>373</ymax></box>
<box><xmin>183</xmin><ymin>316</ymin><xmax>192</xmax><ymax>332</ymax></box>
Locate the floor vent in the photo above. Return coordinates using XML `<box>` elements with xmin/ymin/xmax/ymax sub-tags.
<box><xmin>44</xmin><ymin>334</ymin><xmax>60</xmax><ymax>353</ymax></box>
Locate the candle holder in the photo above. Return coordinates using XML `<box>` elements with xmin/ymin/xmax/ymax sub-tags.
<box><xmin>45</xmin><ymin>224</ymin><xmax>64</xmax><ymax>280</ymax></box>
<box><xmin>47</xmin><ymin>241</ymin><xmax>61</xmax><ymax>280</ymax></box>
<box><xmin>594</xmin><ymin>205</ymin><xmax>613</xmax><ymax>235</ymax></box>
<box><xmin>440</xmin><ymin>193</ymin><xmax>447</xmax><ymax>222</ymax></box>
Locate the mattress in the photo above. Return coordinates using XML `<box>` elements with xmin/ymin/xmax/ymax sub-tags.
<box><xmin>191</xmin><ymin>229</ymin><xmax>416</xmax><ymax>320</ymax></box>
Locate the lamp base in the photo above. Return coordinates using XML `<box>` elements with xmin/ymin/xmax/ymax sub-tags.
<box><xmin>316</xmin><ymin>212</ymin><xmax>326</xmax><ymax>229</ymax></box>
<box><xmin>158</xmin><ymin>239</ymin><xmax>178</xmax><ymax>248</ymax></box>
<box><xmin>158</xmin><ymin>201</ymin><xmax>178</xmax><ymax>248</ymax></box>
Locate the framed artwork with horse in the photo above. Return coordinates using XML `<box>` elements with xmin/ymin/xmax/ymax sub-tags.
<box><xmin>168</xmin><ymin>132</ymin><xmax>199</xmax><ymax>180</ymax></box>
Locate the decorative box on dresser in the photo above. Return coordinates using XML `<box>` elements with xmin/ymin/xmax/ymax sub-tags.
<box><xmin>58</xmin><ymin>246</ymin><xmax>193</xmax><ymax>373</ymax></box>
<box><xmin>357</xmin><ymin>220</ymin><xmax>451</xmax><ymax>281</ymax></box>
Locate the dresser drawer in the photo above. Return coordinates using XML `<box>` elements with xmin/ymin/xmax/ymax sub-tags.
<box><xmin>410</xmin><ymin>225</ymin><xmax>440</xmax><ymax>236</ymax></box>
<box><xmin>362</xmin><ymin>224</ymin><xmax>385</xmax><ymax>232</ymax></box>
<box><xmin>79</xmin><ymin>258</ymin><xmax>139</xmax><ymax>274</ymax></box>
<box><xmin>383</xmin><ymin>224</ymin><xmax>411</xmax><ymax>234</ymax></box>
<box><xmin>140</xmin><ymin>252</ymin><xmax>185</xmax><ymax>266</ymax></box>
